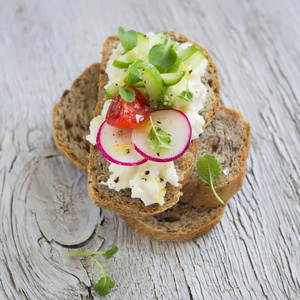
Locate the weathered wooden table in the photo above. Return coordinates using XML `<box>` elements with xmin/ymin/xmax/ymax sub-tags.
<box><xmin>1</xmin><ymin>0</ymin><xmax>299</xmax><ymax>299</ymax></box>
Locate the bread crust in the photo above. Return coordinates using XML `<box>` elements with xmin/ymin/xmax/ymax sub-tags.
<box><xmin>87</xmin><ymin>31</ymin><xmax>220</xmax><ymax>218</ymax></box>
<box><xmin>121</xmin><ymin>203</ymin><xmax>226</xmax><ymax>242</ymax></box>
<box><xmin>180</xmin><ymin>106</ymin><xmax>251</xmax><ymax>208</ymax></box>
<box><xmin>52</xmin><ymin>63</ymin><xmax>101</xmax><ymax>174</ymax></box>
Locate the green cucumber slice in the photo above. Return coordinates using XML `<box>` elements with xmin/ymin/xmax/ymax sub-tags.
<box><xmin>135</xmin><ymin>60</ymin><xmax>164</xmax><ymax>108</ymax></box>
<box><xmin>104</xmin><ymin>82</ymin><xmax>121</xmax><ymax>99</ymax></box>
<box><xmin>137</xmin><ymin>33</ymin><xmax>149</xmax><ymax>61</ymax></box>
<box><xmin>132</xmin><ymin>72</ymin><xmax>185</xmax><ymax>88</ymax></box>
<box><xmin>148</xmin><ymin>32</ymin><xmax>166</xmax><ymax>48</ymax></box>
<box><xmin>180</xmin><ymin>48</ymin><xmax>206</xmax><ymax>72</ymax></box>
<box><xmin>178</xmin><ymin>44</ymin><xmax>199</xmax><ymax>61</ymax></box>
<box><xmin>104</xmin><ymin>71</ymin><xmax>128</xmax><ymax>99</ymax></box>
<box><xmin>112</xmin><ymin>60</ymin><xmax>129</xmax><ymax>69</ymax></box>
<box><xmin>112</xmin><ymin>47</ymin><xmax>139</xmax><ymax>69</ymax></box>
<box><xmin>132</xmin><ymin>80</ymin><xmax>145</xmax><ymax>88</ymax></box>
<box><xmin>162</xmin><ymin>85</ymin><xmax>182</xmax><ymax>108</ymax></box>
<box><xmin>161</xmin><ymin>71</ymin><xmax>185</xmax><ymax>86</ymax></box>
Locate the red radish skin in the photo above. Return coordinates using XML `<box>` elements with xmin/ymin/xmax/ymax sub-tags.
<box><xmin>132</xmin><ymin>109</ymin><xmax>192</xmax><ymax>163</ymax></box>
<box><xmin>96</xmin><ymin>121</ymin><xmax>147</xmax><ymax>166</ymax></box>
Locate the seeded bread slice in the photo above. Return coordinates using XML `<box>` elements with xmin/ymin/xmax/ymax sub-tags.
<box><xmin>121</xmin><ymin>202</ymin><xmax>226</xmax><ymax>242</ymax></box>
<box><xmin>52</xmin><ymin>63</ymin><xmax>100</xmax><ymax>173</ymax></box>
<box><xmin>87</xmin><ymin>32</ymin><xmax>221</xmax><ymax>218</ymax></box>
<box><xmin>180</xmin><ymin>105</ymin><xmax>251</xmax><ymax>208</ymax></box>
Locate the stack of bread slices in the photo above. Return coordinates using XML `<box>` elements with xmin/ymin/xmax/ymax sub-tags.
<box><xmin>52</xmin><ymin>32</ymin><xmax>251</xmax><ymax>242</ymax></box>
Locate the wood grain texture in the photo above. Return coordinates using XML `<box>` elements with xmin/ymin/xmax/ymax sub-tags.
<box><xmin>0</xmin><ymin>0</ymin><xmax>299</xmax><ymax>299</ymax></box>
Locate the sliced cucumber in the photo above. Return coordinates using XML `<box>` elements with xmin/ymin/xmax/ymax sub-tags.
<box><xmin>112</xmin><ymin>47</ymin><xmax>139</xmax><ymax>69</ymax></box>
<box><xmin>135</xmin><ymin>60</ymin><xmax>164</xmax><ymax>108</ymax></box>
<box><xmin>148</xmin><ymin>32</ymin><xmax>166</xmax><ymax>48</ymax></box>
<box><xmin>104</xmin><ymin>71</ymin><xmax>128</xmax><ymax>99</ymax></box>
<box><xmin>178</xmin><ymin>44</ymin><xmax>199</xmax><ymax>61</ymax></box>
<box><xmin>112</xmin><ymin>60</ymin><xmax>130</xmax><ymax>69</ymax></box>
<box><xmin>137</xmin><ymin>33</ymin><xmax>149</xmax><ymax>61</ymax></box>
<box><xmin>162</xmin><ymin>85</ymin><xmax>182</xmax><ymax>108</ymax></box>
<box><xmin>161</xmin><ymin>71</ymin><xmax>185</xmax><ymax>86</ymax></box>
<box><xmin>180</xmin><ymin>48</ymin><xmax>206</xmax><ymax>72</ymax></box>
<box><xmin>138</xmin><ymin>87</ymin><xmax>148</xmax><ymax>99</ymax></box>
<box><xmin>104</xmin><ymin>82</ymin><xmax>121</xmax><ymax>99</ymax></box>
<box><xmin>132</xmin><ymin>80</ymin><xmax>145</xmax><ymax>88</ymax></box>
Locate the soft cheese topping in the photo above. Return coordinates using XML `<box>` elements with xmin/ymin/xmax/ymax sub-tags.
<box><xmin>86</xmin><ymin>100</ymin><xmax>111</xmax><ymax>145</ymax></box>
<box><xmin>102</xmin><ymin>161</ymin><xmax>178</xmax><ymax>206</ymax></box>
<box><xmin>88</xmin><ymin>31</ymin><xmax>208</xmax><ymax>206</ymax></box>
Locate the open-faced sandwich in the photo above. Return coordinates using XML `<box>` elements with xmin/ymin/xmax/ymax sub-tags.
<box><xmin>86</xmin><ymin>28</ymin><xmax>221</xmax><ymax>218</ymax></box>
<box><xmin>52</xmin><ymin>27</ymin><xmax>251</xmax><ymax>241</ymax></box>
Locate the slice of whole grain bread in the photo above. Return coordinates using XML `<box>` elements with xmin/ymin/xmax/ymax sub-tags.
<box><xmin>180</xmin><ymin>105</ymin><xmax>251</xmax><ymax>208</ymax></box>
<box><xmin>52</xmin><ymin>63</ymin><xmax>100</xmax><ymax>173</ymax></box>
<box><xmin>87</xmin><ymin>31</ymin><xmax>221</xmax><ymax>218</ymax></box>
<box><xmin>121</xmin><ymin>202</ymin><xmax>226</xmax><ymax>242</ymax></box>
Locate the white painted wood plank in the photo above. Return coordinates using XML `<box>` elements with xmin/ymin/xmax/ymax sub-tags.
<box><xmin>0</xmin><ymin>0</ymin><xmax>299</xmax><ymax>299</ymax></box>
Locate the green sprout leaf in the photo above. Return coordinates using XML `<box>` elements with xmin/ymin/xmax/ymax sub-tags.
<box><xmin>64</xmin><ymin>244</ymin><xmax>118</xmax><ymax>297</ymax></box>
<box><xmin>118</xmin><ymin>26</ymin><xmax>137</xmax><ymax>54</ymax></box>
<box><xmin>148</xmin><ymin>35</ymin><xmax>178</xmax><ymax>69</ymax></box>
<box><xmin>177</xmin><ymin>73</ymin><xmax>193</xmax><ymax>102</ymax></box>
<box><xmin>196</xmin><ymin>154</ymin><xmax>224</xmax><ymax>204</ymax></box>
<box><xmin>93</xmin><ymin>276</ymin><xmax>115</xmax><ymax>296</ymax></box>
<box><xmin>101</xmin><ymin>244</ymin><xmax>118</xmax><ymax>259</ymax></box>
<box><xmin>147</xmin><ymin>117</ymin><xmax>172</xmax><ymax>151</ymax></box>
<box><xmin>124</xmin><ymin>64</ymin><xmax>140</xmax><ymax>86</ymax></box>
<box><xmin>119</xmin><ymin>86</ymin><xmax>136</xmax><ymax>102</ymax></box>
<box><xmin>177</xmin><ymin>90</ymin><xmax>193</xmax><ymax>102</ymax></box>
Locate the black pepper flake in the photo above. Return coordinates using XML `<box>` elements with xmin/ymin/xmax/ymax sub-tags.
<box><xmin>157</xmin><ymin>121</ymin><xmax>161</xmax><ymax>124</ymax></box>
<box><xmin>189</xmin><ymin>69</ymin><xmax>193</xmax><ymax>74</ymax></box>
<box><xmin>114</xmin><ymin>177</ymin><xmax>119</xmax><ymax>183</ymax></box>
<box><xmin>144</xmin><ymin>80</ymin><xmax>147</xmax><ymax>84</ymax></box>
<box><xmin>157</xmin><ymin>153</ymin><xmax>160</xmax><ymax>156</ymax></box>
<box><xmin>157</xmin><ymin>127</ymin><xmax>161</xmax><ymax>131</ymax></box>
<box><xmin>125</xmin><ymin>148</ymin><xmax>130</xmax><ymax>154</ymax></box>
<box><xmin>160</xmin><ymin>178</ymin><xmax>164</xmax><ymax>182</ymax></box>
<box><xmin>144</xmin><ymin>34</ymin><xmax>146</xmax><ymax>37</ymax></box>
<box><xmin>145</xmin><ymin>170</ymin><xmax>150</xmax><ymax>175</ymax></box>
<box><xmin>170</xmin><ymin>94</ymin><xmax>173</xmax><ymax>96</ymax></box>
<box><xmin>168</xmin><ymin>133</ymin><xmax>171</xmax><ymax>137</ymax></box>
<box><xmin>115</xmin><ymin>83</ymin><xmax>118</xmax><ymax>86</ymax></box>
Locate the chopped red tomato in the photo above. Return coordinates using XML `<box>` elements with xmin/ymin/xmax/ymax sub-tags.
<box><xmin>106</xmin><ymin>86</ymin><xmax>150</xmax><ymax>129</ymax></box>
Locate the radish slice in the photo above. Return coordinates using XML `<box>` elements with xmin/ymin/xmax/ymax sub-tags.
<box><xmin>132</xmin><ymin>109</ymin><xmax>192</xmax><ymax>162</ymax></box>
<box><xmin>96</xmin><ymin>121</ymin><xmax>147</xmax><ymax>166</ymax></box>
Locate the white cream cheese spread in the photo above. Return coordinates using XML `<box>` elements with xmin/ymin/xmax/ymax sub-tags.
<box><xmin>102</xmin><ymin>161</ymin><xmax>178</xmax><ymax>206</ymax></box>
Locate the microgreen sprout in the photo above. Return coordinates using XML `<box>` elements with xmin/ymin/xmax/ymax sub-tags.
<box><xmin>147</xmin><ymin>116</ymin><xmax>172</xmax><ymax>151</ymax></box>
<box><xmin>64</xmin><ymin>244</ymin><xmax>118</xmax><ymax>296</ymax></box>
<box><xmin>196</xmin><ymin>154</ymin><xmax>224</xmax><ymax>204</ymax></box>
